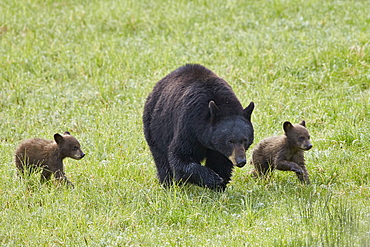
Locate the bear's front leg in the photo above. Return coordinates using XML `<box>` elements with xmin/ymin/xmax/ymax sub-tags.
<box><xmin>205</xmin><ymin>149</ymin><xmax>233</xmax><ymax>189</ymax></box>
<box><xmin>296</xmin><ymin>163</ymin><xmax>310</xmax><ymax>184</ymax></box>
<box><xmin>169</xmin><ymin>156</ymin><xmax>224</xmax><ymax>189</ymax></box>
<box><xmin>275</xmin><ymin>160</ymin><xmax>305</xmax><ymax>176</ymax></box>
<box><xmin>52</xmin><ymin>164</ymin><xmax>74</xmax><ymax>188</ymax></box>
<box><xmin>54</xmin><ymin>170</ymin><xmax>75</xmax><ymax>188</ymax></box>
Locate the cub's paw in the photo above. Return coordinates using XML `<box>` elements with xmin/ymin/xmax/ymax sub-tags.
<box><xmin>292</xmin><ymin>168</ymin><xmax>304</xmax><ymax>174</ymax></box>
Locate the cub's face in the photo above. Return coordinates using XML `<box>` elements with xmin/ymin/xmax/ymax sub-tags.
<box><xmin>284</xmin><ymin>121</ymin><xmax>312</xmax><ymax>151</ymax></box>
<box><xmin>54</xmin><ymin>132</ymin><xmax>85</xmax><ymax>160</ymax></box>
<box><xmin>211</xmin><ymin>117</ymin><xmax>254</xmax><ymax>167</ymax></box>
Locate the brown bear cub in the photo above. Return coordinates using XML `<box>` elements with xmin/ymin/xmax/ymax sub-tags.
<box><xmin>251</xmin><ymin>121</ymin><xmax>312</xmax><ymax>184</ymax></box>
<box><xmin>15</xmin><ymin>131</ymin><xmax>85</xmax><ymax>187</ymax></box>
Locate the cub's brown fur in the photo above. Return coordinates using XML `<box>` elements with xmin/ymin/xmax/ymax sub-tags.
<box><xmin>251</xmin><ymin>121</ymin><xmax>312</xmax><ymax>184</ymax></box>
<box><xmin>15</xmin><ymin>131</ymin><xmax>85</xmax><ymax>187</ymax></box>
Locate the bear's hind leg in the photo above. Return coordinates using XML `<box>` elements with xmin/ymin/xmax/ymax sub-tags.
<box><xmin>254</xmin><ymin>160</ymin><xmax>273</xmax><ymax>177</ymax></box>
<box><xmin>40</xmin><ymin>169</ymin><xmax>52</xmax><ymax>183</ymax></box>
<box><xmin>151</xmin><ymin>150</ymin><xmax>173</xmax><ymax>187</ymax></box>
<box><xmin>156</xmin><ymin>164</ymin><xmax>173</xmax><ymax>187</ymax></box>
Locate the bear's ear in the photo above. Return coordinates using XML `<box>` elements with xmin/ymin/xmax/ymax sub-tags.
<box><xmin>283</xmin><ymin>121</ymin><xmax>293</xmax><ymax>132</ymax></box>
<box><xmin>64</xmin><ymin>131</ymin><xmax>71</xmax><ymax>135</ymax></box>
<box><xmin>299</xmin><ymin>120</ymin><xmax>306</xmax><ymax>127</ymax></box>
<box><xmin>243</xmin><ymin>102</ymin><xmax>254</xmax><ymax>121</ymax></box>
<box><xmin>54</xmin><ymin>133</ymin><xmax>64</xmax><ymax>144</ymax></box>
<box><xmin>209</xmin><ymin>101</ymin><xmax>219</xmax><ymax>122</ymax></box>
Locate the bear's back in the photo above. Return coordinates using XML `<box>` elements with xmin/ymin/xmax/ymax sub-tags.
<box><xmin>173</xmin><ymin>64</ymin><xmax>217</xmax><ymax>80</ymax></box>
<box><xmin>15</xmin><ymin>138</ymin><xmax>55</xmax><ymax>166</ymax></box>
<box><xmin>151</xmin><ymin>64</ymin><xmax>243</xmax><ymax>116</ymax></box>
<box><xmin>252</xmin><ymin>135</ymin><xmax>288</xmax><ymax>162</ymax></box>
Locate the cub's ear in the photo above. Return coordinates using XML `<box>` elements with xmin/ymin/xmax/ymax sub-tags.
<box><xmin>54</xmin><ymin>133</ymin><xmax>64</xmax><ymax>144</ymax></box>
<box><xmin>299</xmin><ymin>120</ymin><xmax>306</xmax><ymax>127</ymax></box>
<box><xmin>64</xmin><ymin>131</ymin><xmax>71</xmax><ymax>135</ymax></box>
<box><xmin>209</xmin><ymin>101</ymin><xmax>219</xmax><ymax>123</ymax></box>
<box><xmin>283</xmin><ymin>121</ymin><xmax>293</xmax><ymax>132</ymax></box>
<box><xmin>243</xmin><ymin>102</ymin><xmax>254</xmax><ymax>121</ymax></box>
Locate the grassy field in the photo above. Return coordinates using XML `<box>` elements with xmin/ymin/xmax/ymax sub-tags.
<box><xmin>1</xmin><ymin>0</ymin><xmax>369</xmax><ymax>245</ymax></box>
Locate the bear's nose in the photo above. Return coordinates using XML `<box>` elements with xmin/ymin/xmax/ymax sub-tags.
<box><xmin>236</xmin><ymin>158</ymin><xmax>246</xmax><ymax>167</ymax></box>
<box><xmin>306</xmin><ymin>144</ymin><xmax>313</xmax><ymax>150</ymax></box>
<box><xmin>81</xmin><ymin>153</ymin><xmax>85</xmax><ymax>158</ymax></box>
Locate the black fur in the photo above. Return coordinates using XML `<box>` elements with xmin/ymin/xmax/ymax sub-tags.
<box><xmin>143</xmin><ymin>64</ymin><xmax>254</xmax><ymax>190</ymax></box>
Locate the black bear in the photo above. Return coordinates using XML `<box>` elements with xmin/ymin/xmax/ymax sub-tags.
<box><xmin>15</xmin><ymin>131</ymin><xmax>85</xmax><ymax>187</ymax></box>
<box><xmin>250</xmin><ymin>121</ymin><xmax>312</xmax><ymax>184</ymax></box>
<box><xmin>143</xmin><ymin>64</ymin><xmax>254</xmax><ymax>190</ymax></box>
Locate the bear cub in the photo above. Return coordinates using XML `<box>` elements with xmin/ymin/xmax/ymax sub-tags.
<box><xmin>15</xmin><ymin>131</ymin><xmax>85</xmax><ymax>187</ymax></box>
<box><xmin>251</xmin><ymin>121</ymin><xmax>312</xmax><ymax>184</ymax></box>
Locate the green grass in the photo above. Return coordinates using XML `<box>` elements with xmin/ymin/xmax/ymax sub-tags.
<box><xmin>1</xmin><ymin>0</ymin><xmax>369</xmax><ymax>245</ymax></box>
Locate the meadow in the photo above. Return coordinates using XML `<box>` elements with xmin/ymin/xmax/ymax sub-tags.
<box><xmin>1</xmin><ymin>0</ymin><xmax>369</xmax><ymax>245</ymax></box>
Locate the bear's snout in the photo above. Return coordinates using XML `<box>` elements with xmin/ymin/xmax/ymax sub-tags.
<box><xmin>300</xmin><ymin>143</ymin><xmax>312</xmax><ymax>151</ymax></box>
<box><xmin>236</xmin><ymin>157</ymin><xmax>246</xmax><ymax>167</ymax></box>
<box><xmin>72</xmin><ymin>152</ymin><xmax>85</xmax><ymax>160</ymax></box>
<box><xmin>228</xmin><ymin>146</ymin><xmax>246</xmax><ymax>167</ymax></box>
<box><xmin>305</xmin><ymin>144</ymin><xmax>313</xmax><ymax>150</ymax></box>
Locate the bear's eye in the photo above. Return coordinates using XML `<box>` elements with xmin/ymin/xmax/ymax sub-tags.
<box><xmin>72</xmin><ymin>146</ymin><xmax>79</xmax><ymax>151</ymax></box>
<box><xmin>228</xmin><ymin>140</ymin><xmax>235</xmax><ymax>144</ymax></box>
<box><xmin>298</xmin><ymin>137</ymin><xmax>305</xmax><ymax>142</ymax></box>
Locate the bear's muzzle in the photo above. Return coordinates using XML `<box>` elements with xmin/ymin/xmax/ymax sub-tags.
<box><xmin>228</xmin><ymin>147</ymin><xmax>246</xmax><ymax>167</ymax></box>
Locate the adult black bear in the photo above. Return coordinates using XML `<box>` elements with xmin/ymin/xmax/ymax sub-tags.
<box><xmin>143</xmin><ymin>64</ymin><xmax>254</xmax><ymax>190</ymax></box>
